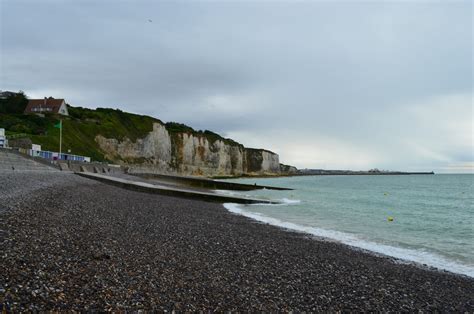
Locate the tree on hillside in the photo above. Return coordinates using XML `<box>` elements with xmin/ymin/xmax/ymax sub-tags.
<box><xmin>0</xmin><ymin>91</ymin><xmax>28</xmax><ymax>114</ymax></box>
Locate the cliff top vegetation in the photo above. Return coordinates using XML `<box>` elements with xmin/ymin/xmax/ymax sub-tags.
<box><xmin>0</xmin><ymin>92</ymin><xmax>245</xmax><ymax>161</ymax></box>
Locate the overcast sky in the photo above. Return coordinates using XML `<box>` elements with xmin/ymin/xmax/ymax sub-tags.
<box><xmin>1</xmin><ymin>0</ymin><xmax>472</xmax><ymax>172</ymax></box>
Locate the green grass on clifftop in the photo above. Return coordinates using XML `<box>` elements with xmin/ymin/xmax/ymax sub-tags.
<box><xmin>0</xmin><ymin>106</ymin><xmax>159</xmax><ymax>161</ymax></box>
<box><xmin>0</xmin><ymin>102</ymin><xmax>244</xmax><ymax>162</ymax></box>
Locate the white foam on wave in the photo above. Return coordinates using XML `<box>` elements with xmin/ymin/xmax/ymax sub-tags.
<box><xmin>214</xmin><ymin>189</ymin><xmax>244</xmax><ymax>196</ymax></box>
<box><xmin>281</xmin><ymin>198</ymin><xmax>301</xmax><ymax>204</ymax></box>
<box><xmin>224</xmin><ymin>203</ymin><xmax>474</xmax><ymax>278</ymax></box>
<box><xmin>214</xmin><ymin>190</ymin><xmax>301</xmax><ymax>205</ymax></box>
<box><xmin>251</xmin><ymin>198</ymin><xmax>302</xmax><ymax>206</ymax></box>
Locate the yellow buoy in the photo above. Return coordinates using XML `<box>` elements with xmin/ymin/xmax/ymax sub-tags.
<box><xmin>387</xmin><ymin>216</ymin><xmax>394</xmax><ymax>222</ymax></box>
<box><xmin>384</xmin><ymin>192</ymin><xmax>389</xmax><ymax>196</ymax></box>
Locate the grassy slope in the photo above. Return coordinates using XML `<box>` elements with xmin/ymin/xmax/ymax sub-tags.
<box><xmin>36</xmin><ymin>107</ymin><xmax>160</xmax><ymax>161</ymax></box>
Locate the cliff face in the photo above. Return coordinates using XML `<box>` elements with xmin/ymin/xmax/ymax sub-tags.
<box><xmin>95</xmin><ymin>122</ymin><xmax>282</xmax><ymax>177</ymax></box>
<box><xmin>280</xmin><ymin>163</ymin><xmax>298</xmax><ymax>175</ymax></box>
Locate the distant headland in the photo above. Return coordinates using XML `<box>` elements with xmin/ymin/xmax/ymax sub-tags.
<box><xmin>297</xmin><ymin>168</ymin><xmax>435</xmax><ymax>176</ymax></box>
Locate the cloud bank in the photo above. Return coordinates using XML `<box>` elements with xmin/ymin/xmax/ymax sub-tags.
<box><xmin>1</xmin><ymin>0</ymin><xmax>472</xmax><ymax>172</ymax></box>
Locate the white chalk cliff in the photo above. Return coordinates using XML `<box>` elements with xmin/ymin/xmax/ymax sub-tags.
<box><xmin>95</xmin><ymin>122</ymin><xmax>285</xmax><ymax>177</ymax></box>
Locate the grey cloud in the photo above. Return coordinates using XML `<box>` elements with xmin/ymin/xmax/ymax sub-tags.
<box><xmin>1</xmin><ymin>0</ymin><xmax>472</xmax><ymax>172</ymax></box>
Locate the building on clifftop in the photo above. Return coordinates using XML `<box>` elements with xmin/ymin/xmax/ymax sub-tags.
<box><xmin>24</xmin><ymin>97</ymin><xmax>69</xmax><ymax>116</ymax></box>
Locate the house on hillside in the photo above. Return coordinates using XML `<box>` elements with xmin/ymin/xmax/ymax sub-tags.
<box><xmin>24</xmin><ymin>97</ymin><xmax>69</xmax><ymax>116</ymax></box>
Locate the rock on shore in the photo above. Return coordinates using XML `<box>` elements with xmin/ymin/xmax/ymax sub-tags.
<box><xmin>1</xmin><ymin>172</ymin><xmax>473</xmax><ymax>311</ymax></box>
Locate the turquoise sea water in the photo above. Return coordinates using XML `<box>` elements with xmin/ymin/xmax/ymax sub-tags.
<box><xmin>221</xmin><ymin>174</ymin><xmax>474</xmax><ymax>277</ymax></box>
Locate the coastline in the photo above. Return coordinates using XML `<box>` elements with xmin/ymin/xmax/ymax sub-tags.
<box><xmin>1</xmin><ymin>172</ymin><xmax>473</xmax><ymax>311</ymax></box>
<box><xmin>223</xmin><ymin>203</ymin><xmax>474</xmax><ymax>278</ymax></box>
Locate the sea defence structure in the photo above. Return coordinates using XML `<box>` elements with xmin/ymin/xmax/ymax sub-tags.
<box><xmin>95</xmin><ymin>123</ymin><xmax>284</xmax><ymax>177</ymax></box>
<box><xmin>0</xmin><ymin>148</ymin><xmax>283</xmax><ymax>204</ymax></box>
<box><xmin>131</xmin><ymin>173</ymin><xmax>293</xmax><ymax>191</ymax></box>
<box><xmin>76</xmin><ymin>172</ymin><xmax>279</xmax><ymax>204</ymax></box>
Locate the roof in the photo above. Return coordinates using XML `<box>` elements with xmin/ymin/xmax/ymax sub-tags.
<box><xmin>24</xmin><ymin>98</ymin><xmax>65</xmax><ymax>114</ymax></box>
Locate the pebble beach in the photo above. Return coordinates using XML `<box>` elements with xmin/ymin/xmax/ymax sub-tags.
<box><xmin>1</xmin><ymin>172</ymin><xmax>473</xmax><ymax>311</ymax></box>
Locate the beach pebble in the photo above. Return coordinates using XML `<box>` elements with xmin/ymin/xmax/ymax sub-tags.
<box><xmin>0</xmin><ymin>172</ymin><xmax>473</xmax><ymax>311</ymax></box>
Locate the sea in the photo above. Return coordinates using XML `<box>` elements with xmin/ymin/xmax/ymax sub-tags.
<box><xmin>220</xmin><ymin>174</ymin><xmax>474</xmax><ymax>278</ymax></box>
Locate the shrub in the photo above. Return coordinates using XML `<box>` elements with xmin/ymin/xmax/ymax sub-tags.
<box><xmin>0</xmin><ymin>91</ymin><xmax>28</xmax><ymax>114</ymax></box>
